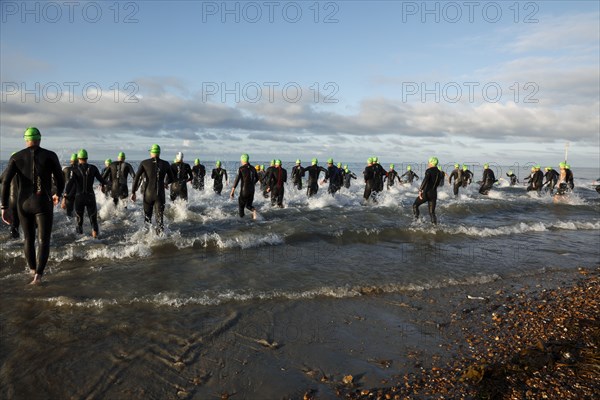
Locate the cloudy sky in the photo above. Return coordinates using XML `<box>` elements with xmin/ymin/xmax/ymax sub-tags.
<box><xmin>1</xmin><ymin>1</ymin><xmax>598</xmax><ymax>166</ymax></box>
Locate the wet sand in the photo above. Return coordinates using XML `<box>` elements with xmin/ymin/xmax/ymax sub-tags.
<box><xmin>1</xmin><ymin>266</ymin><xmax>598</xmax><ymax>399</ymax></box>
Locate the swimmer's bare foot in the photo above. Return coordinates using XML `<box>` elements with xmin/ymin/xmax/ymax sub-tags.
<box><xmin>252</xmin><ymin>210</ymin><xmax>257</xmax><ymax>220</ymax></box>
<box><xmin>30</xmin><ymin>274</ymin><xmax>42</xmax><ymax>285</ymax></box>
<box><xmin>92</xmin><ymin>230</ymin><xmax>98</xmax><ymax>239</ymax></box>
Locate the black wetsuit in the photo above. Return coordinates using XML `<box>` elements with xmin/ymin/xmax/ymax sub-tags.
<box><xmin>101</xmin><ymin>166</ymin><xmax>112</xmax><ymax>197</ymax></box>
<box><xmin>401</xmin><ymin>170</ymin><xmax>419</xmax><ymax>184</ymax></box>
<box><xmin>103</xmin><ymin>160</ymin><xmax>135</xmax><ymax>205</ymax></box>
<box><xmin>506</xmin><ymin>172</ymin><xmax>519</xmax><ymax>186</ymax></box>
<box><xmin>192</xmin><ymin>164</ymin><xmax>206</xmax><ymax>190</ymax></box>
<box><xmin>305</xmin><ymin>165</ymin><xmax>327</xmax><ymax>197</ymax></box>
<box><xmin>566</xmin><ymin>170</ymin><xmax>574</xmax><ymax>190</ymax></box>
<box><xmin>373</xmin><ymin>163</ymin><xmax>387</xmax><ymax>192</ymax></box>
<box><xmin>478</xmin><ymin>169</ymin><xmax>497</xmax><ymax>195</ymax></box>
<box><xmin>0</xmin><ymin>168</ymin><xmax>20</xmax><ymax>238</ymax></box>
<box><xmin>1</xmin><ymin>146</ymin><xmax>65</xmax><ymax>276</ymax></box>
<box><xmin>384</xmin><ymin>170</ymin><xmax>400</xmax><ymax>189</ymax></box>
<box><xmin>527</xmin><ymin>170</ymin><xmax>544</xmax><ymax>193</ymax></box>
<box><xmin>461</xmin><ymin>170</ymin><xmax>473</xmax><ymax>188</ymax></box>
<box><xmin>326</xmin><ymin>165</ymin><xmax>342</xmax><ymax>195</ymax></box>
<box><xmin>291</xmin><ymin>165</ymin><xmax>305</xmax><ymax>190</ymax></box>
<box><xmin>363</xmin><ymin>165</ymin><xmax>376</xmax><ymax>201</ymax></box>
<box><xmin>132</xmin><ymin>157</ymin><xmax>175</xmax><ymax>233</ymax></box>
<box><xmin>343</xmin><ymin>170</ymin><xmax>357</xmax><ymax>188</ymax></box>
<box><xmin>438</xmin><ymin>170</ymin><xmax>446</xmax><ymax>187</ymax></box>
<box><xmin>266</xmin><ymin>166</ymin><xmax>287</xmax><ymax>207</ymax></box>
<box><xmin>413</xmin><ymin>167</ymin><xmax>444</xmax><ymax>224</ymax></box>
<box><xmin>211</xmin><ymin>168</ymin><xmax>228</xmax><ymax>195</ymax></box>
<box><xmin>263</xmin><ymin>166</ymin><xmax>276</xmax><ymax>198</ymax></box>
<box><xmin>170</xmin><ymin>162</ymin><xmax>193</xmax><ymax>201</ymax></box>
<box><xmin>448</xmin><ymin>168</ymin><xmax>462</xmax><ymax>196</ymax></box>
<box><xmin>543</xmin><ymin>170</ymin><xmax>559</xmax><ymax>193</ymax></box>
<box><xmin>232</xmin><ymin>164</ymin><xmax>259</xmax><ymax>217</ymax></box>
<box><xmin>65</xmin><ymin>162</ymin><xmax>107</xmax><ymax>234</ymax></box>
<box><xmin>62</xmin><ymin>164</ymin><xmax>77</xmax><ymax>216</ymax></box>
<box><xmin>595</xmin><ymin>178</ymin><xmax>600</xmax><ymax>195</ymax></box>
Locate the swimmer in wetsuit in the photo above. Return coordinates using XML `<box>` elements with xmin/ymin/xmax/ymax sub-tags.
<box><xmin>460</xmin><ymin>165</ymin><xmax>473</xmax><ymax>188</ymax></box>
<box><xmin>506</xmin><ymin>170</ymin><xmax>519</xmax><ymax>186</ymax></box>
<box><xmin>363</xmin><ymin>158</ymin><xmax>377</xmax><ymax>203</ymax></box>
<box><xmin>343</xmin><ymin>165</ymin><xmax>357</xmax><ymax>189</ymax></box>
<box><xmin>543</xmin><ymin>166</ymin><xmax>559</xmax><ymax>194</ymax></box>
<box><xmin>0</xmin><ymin>152</ymin><xmax>21</xmax><ymax>238</ymax></box>
<box><xmin>211</xmin><ymin>161</ymin><xmax>228</xmax><ymax>195</ymax></box>
<box><xmin>1</xmin><ymin>127</ymin><xmax>65</xmax><ymax>285</ymax></box>
<box><xmin>101</xmin><ymin>159</ymin><xmax>112</xmax><ymax>198</ymax></box>
<box><xmin>265</xmin><ymin>159</ymin><xmax>287</xmax><ymax>207</ymax></box>
<box><xmin>527</xmin><ymin>165</ymin><xmax>544</xmax><ymax>194</ymax></box>
<box><xmin>230</xmin><ymin>153</ymin><xmax>259</xmax><ymax>218</ymax></box>
<box><xmin>413</xmin><ymin>157</ymin><xmax>444</xmax><ymax>224</ymax></box>
<box><xmin>291</xmin><ymin>160</ymin><xmax>305</xmax><ymax>190</ymax></box>
<box><xmin>478</xmin><ymin>163</ymin><xmax>497</xmax><ymax>195</ymax></box>
<box><xmin>61</xmin><ymin>153</ymin><xmax>78</xmax><ymax>216</ymax></box>
<box><xmin>191</xmin><ymin>159</ymin><xmax>206</xmax><ymax>191</ymax></box>
<box><xmin>401</xmin><ymin>165</ymin><xmax>419</xmax><ymax>184</ymax></box>
<box><xmin>64</xmin><ymin>149</ymin><xmax>107</xmax><ymax>237</ymax></box>
<box><xmin>372</xmin><ymin>157</ymin><xmax>387</xmax><ymax>193</ymax></box>
<box><xmin>169</xmin><ymin>152</ymin><xmax>193</xmax><ymax>201</ymax></box>
<box><xmin>103</xmin><ymin>151</ymin><xmax>135</xmax><ymax>206</ymax></box>
<box><xmin>304</xmin><ymin>158</ymin><xmax>327</xmax><ymax>197</ymax></box>
<box><xmin>384</xmin><ymin>164</ymin><xmax>401</xmax><ymax>190</ymax></box>
<box><xmin>324</xmin><ymin>158</ymin><xmax>342</xmax><ymax>196</ymax></box>
<box><xmin>565</xmin><ymin>164</ymin><xmax>574</xmax><ymax>190</ymax></box>
<box><xmin>131</xmin><ymin>144</ymin><xmax>175</xmax><ymax>234</ymax></box>
<box><xmin>448</xmin><ymin>163</ymin><xmax>462</xmax><ymax>196</ymax></box>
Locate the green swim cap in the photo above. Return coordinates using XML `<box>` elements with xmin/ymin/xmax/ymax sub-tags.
<box><xmin>462</xmin><ymin>165</ymin><xmax>468</xmax><ymax>171</ymax></box>
<box><xmin>565</xmin><ymin>164</ymin><xmax>571</xmax><ymax>169</ymax></box>
<box><xmin>508</xmin><ymin>170</ymin><xmax>513</xmax><ymax>175</ymax></box>
<box><xmin>534</xmin><ymin>164</ymin><xmax>541</xmax><ymax>169</ymax></box>
<box><xmin>105</xmin><ymin>158</ymin><xmax>112</xmax><ymax>165</ymax></box>
<box><xmin>337</xmin><ymin>162</ymin><xmax>342</xmax><ymax>168</ymax></box>
<box><xmin>296</xmin><ymin>159</ymin><xmax>301</xmax><ymax>164</ymax></box>
<box><xmin>275</xmin><ymin>159</ymin><xmax>281</xmax><ymax>166</ymax></box>
<box><xmin>327</xmin><ymin>158</ymin><xmax>333</xmax><ymax>164</ymax></box>
<box><xmin>118</xmin><ymin>151</ymin><xmax>125</xmax><ymax>160</ymax></box>
<box><xmin>70</xmin><ymin>153</ymin><xmax>77</xmax><ymax>162</ymax></box>
<box><xmin>194</xmin><ymin>158</ymin><xmax>200</xmax><ymax>165</ymax></box>
<box><xmin>23</xmin><ymin>127</ymin><xmax>41</xmax><ymax>141</ymax></box>
<box><xmin>260</xmin><ymin>165</ymin><xmax>264</xmax><ymax>170</ymax></box>
<box><xmin>367</xmin><ymin>157</ymin><xmax>373</xmax><ymax>164</ymax></box>
<box><xmin>270</xmin><ymin>159</ymin><xmax>275</xmax><ymax>166</ymax></box>
<box><xmin>149</xmin><ymin>144</ymin><xmax>161</xmax><ymax>154</ymax></box>
<box><xmin>559</xmin><ymin>162</ymin><xmax>566</xmax><ymax>168</ymax></box>
<box><xmin>390</xmin><ymin>163</ymin><xmax>395</xmax><ymax>169</ymax></box>
<box><xmin>483</xmin><ymin>163</ymin><xmax>489</xmax><ymax>169</ymax></box>
<box><xmin>438</xmin><ymin>166</ymin><xmax>443</xmax><ymax>171</ymax></box>
<box><xmin>344</xmin><ymin>167</ymin><xmax>349</xmax><ymax>173</ymax></box>
<box><xmin>312</xmin><ymin>158</ymin><xmax>318</xmax><ymax>165</ymax></box>
<box><xmin>216</xmin><ymin>160</ymin><xmax>221</xmax><ymax>167</ymax></box>
<box><xmin>373</xmin><ymin>157</ymin><xmax>378</xmax><ymax>163</ymax></box>
<box><xmin>77</xmin><ymin>149</ymin><xmax>88</xmax><ymax>159</ymax></box>
<box><xmin>454</xmin><ymin>163</ymin><xmax>459</xmax><ymax>168</ymax></box>
<box><xmin>429</xmin><ymin>157</ymin><xmax>439</xmax><ymax>166</ymax></box>
<box><xmin>240</xmin><ymin>153</ymin><xmax>249</xmax><ymax>162</ymax></box>
<box><xmin>407</xmin><ymin>165</ymin><xmax>412</xmax><ymax>171</ymax></box>
<box><xmin>545</xmin><ymin>166</ymin><xmax>551</xmax><ymax>171</ymax></box>
<box><xmin>343</xmin><ymin>164</ymin><xmax>348</xmax><ymax>169</ymax></box>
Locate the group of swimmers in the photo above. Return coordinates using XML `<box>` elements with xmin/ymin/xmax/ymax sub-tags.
<box><xmin>0</xmin><ymin>127</ymin><xmax>589</xmax><ymax>284</ymax></box>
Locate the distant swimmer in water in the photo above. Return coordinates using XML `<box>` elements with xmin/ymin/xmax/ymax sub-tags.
<box><xmin>448</xmin><ymin>163</ymin><xmax>462</xmax><ymax>196</ymax></box>
<box><xmin>555</xmin><ymin>163</ymin><xmax>575</xmax><ymax>196</ymax></box>
<box><xmin>257</xmin><ymin>164</ymin><xmax>268</xmax><ymax>196</ymax></box>
<box><xmin>103</xmin><ymin>151</ymin><xmax>135</xmax><ymax>207</ymax></box>
<box><xmin>0</xmin><ymin>152</ymin><xmax>21</xmax><ymax>238</ymax></box>
<box><xmin>230</xmin><ymin>153</ymin><xmax>259</xmax><ymax>218</ymax></box>
<box><xmin>2</xmin><ymin>128</ymin><xmax>65</xmax><ymax>285</ymax></box>
<box><xmin>61</xmin><ymin>153</ymin><xmax>77</xmax><ymax>217</ymax></box>
<box><xmin>101</xmin><ymin>158</ymin><xmax>112</xmax><ymax>198</ymax></box>
<box><xmin>263</xmin><ymin>160</ymin><xmax>276</xmax><ymax>198</ymax></box>
<box><xmin>342</xmin><ymin>165</ymin><xmax>357</xmax><ymax>189</ymax></box>
<box><xmin>211</xmin><ymin>161</ymin><xmax>228</xmax><ymax>195</ymax></box>
<box><xmin>506</xmin><ymin>170</ymin><xmax>519</xmax><ymax>186</ymax></box>
<box><xmin>64</xmin><ymin>149</ymin><xmax>107</xmax><ymax>238</ymax></box>
<box><xmin>291</xmin><ymin>159</ymin><xmax>305</xmax><ymax>190</ymax></box>
<box><xmin>170</xmin><ymin>152</ymin><xmax>193</xmax><ymax>201</ymax></box>
<box><xmin>478</xmin><ymin>163</ymin><xmax>497</xmax><ymax>195</ymax></box>
<box><xmin>304</xmin><ymin>158</ymin><xmax>327</xmax><ymax>198</ymax></box>
<box><xmin>543</xmin><ymin>166</ymin><xmax>559</xmax><ymax>194</ymax></box>
<box><xmin>131</xmin><ymin>144</ymin><xmax>175</xmax><ymax>234</ymax></box>
<box><xmin>385</xmin><ymin>164</ymin><xmax>401</xmax><ymax>190</ymax></box>
<box><xmin>363</xmin><ymin>158</ymin><xmax>377</xmax><ymax>203</ymax></box>
<box><xmin>460</xmin><ymin>165</ymin><xmax>473</xmax><ymax>188</ymax></box>
<box><xmin>265</xmin><ymin>159</ymin><xmax>287</xmax><ymax>207</ymax></box>
<box><xmin>401</xmin><ymin>165</ymin><xmax>419</xmax><ymax>184</ymax></box>
<box><xmin>191</xmin><ymin>158</ymin><xmax>206</xmax><ymax>191</ymax></box>
<box><xmin>413</xmin><ymin>157</ymin><xmax>444</xmax><ymax>224</ymax></box>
